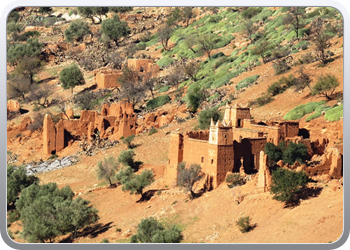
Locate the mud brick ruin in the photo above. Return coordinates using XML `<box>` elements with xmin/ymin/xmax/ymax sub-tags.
<box><xmin>94</xmin><ymin>59</ymin><xmax>160</xmax><ymax>89</ymax></box>
<box><xmin>43</xmin><ymin>102</ymin><xmax>136</xmax><ymax>155</ymax></box>
<box><xmin>166</xmin><ymin>103</ymin><xmax>330</xmax><ymax>189</ymax></box>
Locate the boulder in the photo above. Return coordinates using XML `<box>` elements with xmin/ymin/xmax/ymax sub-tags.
<box><xmin>7</xmin><ymin>100</ymin><xmax>20</xmax><ymax>113</ymax></box>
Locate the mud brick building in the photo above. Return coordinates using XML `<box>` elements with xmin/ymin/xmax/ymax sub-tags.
<box><xmin>94</xmin><ymin>59</ymin><xmax>160</xmax><ymax>89</ymax></box>
<box><xmin>43</xmin><ymin>102</ymin><xmax>136</xmax><ymax>155</ymax></box>
<box><xmin>166</xmin><ymin>104</ymin><xmax>307</xmax><ymax>189</ymax></box>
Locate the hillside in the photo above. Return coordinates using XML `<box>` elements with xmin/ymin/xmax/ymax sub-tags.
<box><xmin>6</xmin><ymin>7</ymin><xmax>343</xmax><ymax>244</ymax></box>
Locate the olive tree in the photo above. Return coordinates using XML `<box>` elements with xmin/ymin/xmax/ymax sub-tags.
<box><xmin>177</xmin><ymin>163</ymin><xmax>204</xmax><ymax>199</ymax></box>
<box><xmin>59</xmin><ymin>64</ymin><xmax>85</xmax><ymax>95</ymax></box>
<box><xmin>101</xmin><ymin>15</ymin><xmax>130</xmax><ymax>46</ymax></box>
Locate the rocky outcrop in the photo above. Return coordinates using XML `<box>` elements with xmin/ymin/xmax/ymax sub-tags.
<box><xmin>7</xmin><ymin>100</ymin><xmax>20</xmax><ymax>113</ymax></box>
<box><xmin>25</xmin><ymin>156</ymin><xmax>79</xmax><ymax>175</ymax></box>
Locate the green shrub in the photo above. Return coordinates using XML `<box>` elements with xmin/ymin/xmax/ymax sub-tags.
<box><xmin>249</xmin><ymin>93</ymin><xmax>272</xmax><ymax>107</ymax></box>
<box><xmin>146</xmin><ymin>95</ymin><xmax>171</xmax><ymax>110</ymax></box>
<box><xmin>270</xmin><ymin>168</ymin><xmax>308</xmax><ymax>205</ymax></box>
<box><xmin>123</xmin><ymin>135</ymin><xmax>136</xmax><ymax>149</ymax></box>
<box><xmin>197</xmin><ymin>107</ymin><xmax>221</xmax><ymax>130</ymax></box>
<box><xmin>267</xmin><ymin>75</ymin><xmax>298</xmax><ymax>96</ymax></box>
<box><xmin>236</xmin><ymin>216</ymin><xmax>253</xmax><ymax>233</ymax></box>
<box><xmin>64</xmin><ymin>19</ymin><xmax>90</xmax><ymax>42</ymax></box>
<box><xmin>264</xmin><ymin>142</ymin><xmax>284</xmax><ymax>165</ymax></box>
<box><xmin>148</xmin><ymin>128</ymin><xmax>158</xmax><ymax>135</ymax></box>
<box><xmin>283</xmin><ymin>101</ymin><xmax>326</xmax><ymax>120</ymax></box>
<box><xmin>101</xmin><ymin>238</ymin><xmax>109</xmax><ymax>243</ymax></box>
<box><xmin>135</xmin><ymin>42</ymin><xmax>146</xmax><ymax>50</ymax></box>
<box><xmin>131</xmin><ymin>217</ymin><xmax>183</xmax><ymax>243</ymax></box>
<box><xmin>236</xmin><ymin>75</ymin><xmax>260</xmax><ymax>90</ymax></box>
<box><xmin>294</xmin><ymin>41</ymin><xmax>310</xmax><ymax>50</ymax></box>
<box><xmin>282</xmin><ymin>142</ymin><xmax>308</xmax><ymax>165</ymax></box>
<box><xmin>186</xmin><ymin>87</ymin><xmax>206</xmax><ymax>112</ymax></box>
<box><xmin>226</xmin><ymin>173</ymin><xmax>245</xmax><ymax>188</ymax></box>
<box><xmin>324</xmin><ymin>104</ymin><xmax>343</xmax><ymax>121</ymax></box>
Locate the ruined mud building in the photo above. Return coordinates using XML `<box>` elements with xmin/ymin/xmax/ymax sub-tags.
<box><xmin>43</xmin><ymin>102</ymin><xmax>136</xmax><ymax>155</ymax></box>
<box><xmin>166</xmin><ymin>104</ymin><xmax>311</xmax><ymax>189</ymax></box>
<box><xmin>94</xmin><ymin>58</ymin><xmax>160</xmax><ymax>89</ymax></box>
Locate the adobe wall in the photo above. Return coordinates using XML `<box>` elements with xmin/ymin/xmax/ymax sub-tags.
<box><xmin>43</xmin><ymin>114</ymin><xmax>56</xmax><ymax>155</ymax></box>
<box><xmin>43</xmin><ymin>102</ymin><xmax>137</xmax><ymax>155</ymax></box>
<box><xmin>244</xmin><ymin>122</ymin><xmax>280</xmax><ymax>144</ymax></box>
<box><xmin>127</xmin><ymin>58</ymin><xmax>159</xmax><ymax>74</ymax></box>
<box><xmin>232</xmin><ymin>128</ymin><xmax>263</xmax><ymax>142</ymax></box>
<box><xmin>233</xmin><ymin>137</ymin><xmax>266</xmax><ymax>173</ymax></box>
<box><xmin>166</xmin><ymin>133</ymin><xmax>184</xmax><ymax>187</ymax></box>
<box><xmin>94</xmin><ymin>69</ymin><xmax>123</xmax><ymax>89</ymax></box>
<box><xmin>183</xmin><ymin>138</ymin><xmax>209</xmax><ymax>167</ymax></box>
<box><xmin>185</xmin><ymin>131</ymin><xmax>209</xmax><ymax>140</ymax></box>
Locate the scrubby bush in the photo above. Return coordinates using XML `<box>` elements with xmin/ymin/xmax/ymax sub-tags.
<box><xmin>146</xmin><ymin>95</ymin><xmax>171</xmax><ymax>110</ymax></box>
<box><xmin>249</xmin><ymin>93</ymin><xmax>272</xmax><ymax>107</ymax></box>
<box><xmin>7</xmin><ymin>165</ymin><xmax>38</xmax><ymax>206</ymax></box>
<box><xmin>236</xmin><ymin>216</ymin><xmax>253</xmax><ymax>233</ymax></box>
<box><xmin>73</xmin><ymin>92</ymin><xmax>98</xmax><ymax>110</ymax></box>
<box><xmin>273</xmin><ymin>59</ymin><xmax>290</xmax><ymax>75</ymax></box>
<box><xmin>119</xmin><ymin>167</ymin><xmax>154</xmax><ymax>197</ymax></box>
<box><xmin>226</xmin><ymin>173</ymin><xmax>245</xmax><ymax>188</ymax></box>
<box><xmin>64</xmin><ymin>19</ymin><xmax>90</xmax><ymax>42</ymax></box>
<box><xmin>311</xmin><ymin>73</ymin><xmax>340</xmax><ymax>100</ymax></box>
<box><xmin>158</xmin><ymin>85</ymin><xmax>170</xmax><ymax>93</ymax></box>
<box><xmin>131</xmin><ymin>217</ymin><xmax>183</xmax><ymax>243</ymax></box>
<box><xmin>96</xmin><ymin>156</ymin><xmax>119</xmax><ymax>187</ymax></box>
<box><xmin>270</xmin><ymin>168</ymin><xmax>308</xmax><ymax>205</ymax></box>
<box><xmin>117</xmin><ymin>150</ymin><xmax>136</xmax><ymax>168</ymax></box>
<box><xmin>186</xmin><ymin>89</ymin><xmax>206</xmax><ymax>113</ymax></box>
<box><xmin>27</xmin><ymin>112</ymin><xmax>45</xmax><ymax>132</ymax></box>
<box><xmin>197</xmin><ymin>107</ymin><xmax>221</xmax><ymax>130</ymax></box>
<box><xmin>267</xmin><ymin>75</ymin><xmax>298</xmax><ymax>96</ymax></box>
<box><xmin>16</xmin><ymin>183</ymin><xmax>99</xmax><ymax>242</ymax></box>
<box><xmin>123</xmin><ymin>135</ymin><xmax>136</xmax><ymax>149</ymax></box>
<box><xmin>148</xmin><ymin>128</ymin><xmax>157</xmax><ymax>135</ymax></box>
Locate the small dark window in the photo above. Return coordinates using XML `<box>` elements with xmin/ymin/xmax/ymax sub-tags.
<box><xmin>211</xmin><ymin>159</ymin><xmax>214</xmax><ymax>164</ymax></box>
<box><xmin>201</xmin><ymin>157</ymin><xmax>204</xmax><ymax>163</ymax></box>
<box><xmin>237</xmin><ymin>119</ymin><xmax>242</xmax><ymax>127</ymax></box>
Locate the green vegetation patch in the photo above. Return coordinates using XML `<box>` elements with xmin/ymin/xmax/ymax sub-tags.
<box><xmin>156</xmin><ymin>56</ymin><xmax>174</xmax><ymax>68</ymax></box>
<box><xmin>146</xmin><ymin>95</ymin><xmax>171</xmax><ymax>110</ymax></box>
<box><xmin>236</xmin><ymin>74</ymin><xmax>260</xmax><ymax>90</ymax></box>
<box><xmin>283</xmin><ymin>101</ymin><xmax>326</xmax><ymax>120</ymax></box>
<box><xmin>158</xmin><ymin>85</ymin><xmax>170</xmax><ymax>93</ymax></box>
<box><xmin>324</xmin><ymin>104</ymin><xmax>343</xmax><ymax>121</ymax></box>
<box><xmin>305</xmin><ymin>105</ymin><xmax>332</xmax><ymax>122</ymax></box>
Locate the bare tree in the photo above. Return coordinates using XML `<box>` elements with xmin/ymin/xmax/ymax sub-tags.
<box><xmin>240</xmin><ymin>20</ymin><xmax>258</xmax><ymax>44</ymax></box>
<box><xmin>283</xmin><ymin>7</ymin><xmax>305</xmax><ymax>40</ymax></box>
<box><xmin>311</xmin><ymin>17</ymin><xmax>332</xmax><ymax>65</ymax></box>
<box><xmin>197</xmin><ymin>33</ymin><xmax>215</xmax><ymax>60</ymax></box>
<box><xmin>166</xmin><ymin>61</ymin><xmax>186</xmax><ymax>88</ymax></box>
<box><xmin>183</xmin><ymin>60</ymin><xmax>200</xmax><ymax>82</ymax></box>
<box><xmin>28</xmin><ymin>83</ymin><xmax>54</xmax><ymax>107</ymax></box>
<box><xmin>118</xmin><ymin>66</ymin><xmax>145</xmax><ymax>107</ymax></box>
<box><xmin>7</xmin><ymin>76</ymin><xmax>30</xmax><ymax>101</ymax></box>
<box><xmin>142</xmin><ymin>71</ymin><xmax>156</xmax><ymax>99</ymax></box>
<box><xmin>16</xmin><ymin>56</ymin><xmax>43</xmax><ymax>85</ymax></box>
<box><xmin>158</xmin><ymin>25</ymin><xmax>173</xmax><ymax>51</ymax></box>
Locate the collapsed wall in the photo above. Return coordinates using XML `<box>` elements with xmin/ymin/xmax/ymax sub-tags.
<box><xmin>42</xmin><ymin>102</ymin><xmax>136</xmax><ymax>155</ymax></box>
